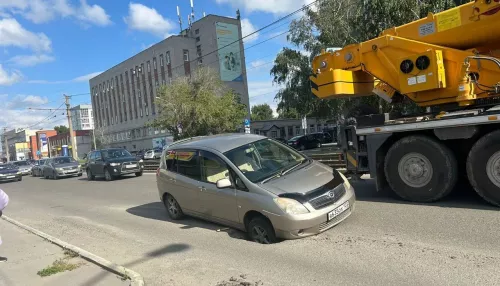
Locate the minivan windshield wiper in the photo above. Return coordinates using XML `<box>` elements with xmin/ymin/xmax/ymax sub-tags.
<box><xmin>260</xmin><ymin>158</ymin><xmax>309</xmax><ymax>184</ymax></box>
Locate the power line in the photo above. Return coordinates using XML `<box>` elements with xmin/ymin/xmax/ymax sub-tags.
<box><xmin>25</xmin><ymin>102</ymin><xmax>65</xmax><ymax>129</ymax></box>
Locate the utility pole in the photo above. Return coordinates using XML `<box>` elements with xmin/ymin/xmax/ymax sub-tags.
<box><xmin>64</xmin><ymin>95</ymin><xmax>78</xmax><ymax>159</ymax></box>
<box><xmin>2</xmin><ymin>127</ymin><xmax>9</xmax><ymax>162</ymax></box>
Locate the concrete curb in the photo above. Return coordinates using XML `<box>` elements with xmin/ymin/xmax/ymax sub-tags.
<box><xmin>1</xmin><ymin>215</ymin><xmax>145</xmax><ymax>286</ymax></box>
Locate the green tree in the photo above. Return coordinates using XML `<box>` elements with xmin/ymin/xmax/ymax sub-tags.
<box><xmin>151</xmin><ymin>67</ymin><xmax>247</xmax><ymax>140</ymax></box>
<box><xmin>271</xmin><ymin>0</ymin><xmax>455</xmax><ymax>121</ymax></box>
<box><xmin>251</xmin><ymin>104</ymin><xmax>274</xmax><ymax>121</ymax></box>
<box><xmin>54</xmin><ymin>125</ymin><xmax>69</xmax><ymax>134</ymax></box>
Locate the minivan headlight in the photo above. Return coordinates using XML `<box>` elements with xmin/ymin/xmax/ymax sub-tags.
<box><xmin>338</xmin><ymin>172</ymin><xmax>352</xmax><ymax>190</ymax></box>
<box><xmin>273</xmin><ymin>198</ymin><xmax>309</xmax><ymax>215</ymax></box>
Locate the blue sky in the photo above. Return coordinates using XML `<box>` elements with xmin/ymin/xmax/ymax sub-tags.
<box><xmin>0</xmin><ymin>0</ymin><xmax>313</xmax><ymax>130</ymax></box>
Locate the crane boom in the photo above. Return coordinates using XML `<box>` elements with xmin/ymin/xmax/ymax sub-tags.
<box><xmin>310</xmin><ymin>0</ymin><xmax>500</xmax><ymax>108</ymax></box>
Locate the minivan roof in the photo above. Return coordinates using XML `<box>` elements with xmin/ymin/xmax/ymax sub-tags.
<box><xmin>168</xmin><ymin>133</ymin><xmax>266</xmax><ymax>153</ymax></box>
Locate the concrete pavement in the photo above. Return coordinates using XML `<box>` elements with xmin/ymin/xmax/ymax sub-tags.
<box><xmin>0</xmin><ymin>175</ymin><xmax>499</xmax><ymax>285</ymax></box>
<box><xmin>0</xmin><ymin>216</ymin><xmax>128</xmax><ymax>286</ymax></box>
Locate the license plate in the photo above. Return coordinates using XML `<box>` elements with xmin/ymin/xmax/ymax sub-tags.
<box><xmin>327</xmin><ymin>201</ymin><xmax>350</xmax><ymax>221</ymax></box>
<box><xmin>6</xmin><ymin>176</ymin><xmax>15</xmax><ymax>178</ymax></box>
<box><xmin>66</xmin><ymin>170</ymin><xmax>77</xmax><ymax>173</ymax></box>
<box><xmin>127</xmin><ymin>164</ymin><xmax>137</xmax><ymax>168</ymax></box>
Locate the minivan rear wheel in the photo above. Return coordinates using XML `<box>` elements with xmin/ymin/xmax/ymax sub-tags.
<box><xmin>164</xmin><ymin>194</ymin><xmax>184</xmax><ymax>220</ymax></box>
<box><xmin>248</xmin><ymin>217</ymin><xmax>277</xmax><ymax>244</ymax></box>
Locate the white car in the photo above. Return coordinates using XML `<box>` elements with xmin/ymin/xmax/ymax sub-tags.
<box><xmin>144</xmin><ymin>149</ymin><xmax>162</xmax><ymax>160</ymax></box>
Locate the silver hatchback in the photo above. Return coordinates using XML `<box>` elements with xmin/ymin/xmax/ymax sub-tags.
<box><xmin>156</xmin><ymin>134</ymin><xmax>355</xmax><ymax>244</ymax></box>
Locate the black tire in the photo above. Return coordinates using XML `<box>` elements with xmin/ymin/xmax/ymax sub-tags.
<box><xmin>52</xmin><ymin>171</ymin><xmax>59</xmax><ymax>180</ymax></box>
<box><xmin>44</xmin><ymin>172</ymin><xmax>49</xmax><ymax>179</ymax></box>
<box><xmin>384</xmin><ymin>135</ymin><xmax>458</xmax><ymax>203</ymax></box>
<box><xmin>316</xmin><ymin>141</ymin><xmax>322</xmax><ymax>149</ymax></box>
<box><xmin>104</xmin><ymin>169</ymin><xmax>113</xmax><ymax>181</ymax></box>
<box><xmin>467</xmin><ymin>130</ymin><xmax>500</xmax><ymax>207</ymax></box>
<box><xmin>18</xmin><ymin>176</ymin><xmax>22</xmax><ymax>182</ymax></box>
<box><xmin>135</xmin><ymin>171</ymin><xmax>143</xmax><ymax>177</ymax></box>
<box><xmin>77</xmin><ymin>173</ymin><xmax>82</xmax><ymax>177</ymax></box>
<box><xmin>87</xmin><ymin>169</ymin><xmax>95</xmax><ymax>181</ymax></box>
<box><xmin>247</xmin><ymin>217</ymin><xmax>277</xmax><ymax>244</ymax></box>
<box><xmin>164</xmin><ymin>194</ymin><xmax>184</xmax><ymax>220</ymax></box>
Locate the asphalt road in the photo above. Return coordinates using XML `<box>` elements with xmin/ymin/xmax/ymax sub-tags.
<box><xmin>1</xmin><ymin>174</ymin><xmax>499</xmax><ymax>286</ymax></box>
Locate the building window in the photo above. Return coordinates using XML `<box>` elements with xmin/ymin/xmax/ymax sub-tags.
<box><xmin>288</xmin><ymin>126</ymin><xmax>293</xmax><ymax>137</ymax></box>
<box><xmin>160</xmin><ymin>55</ymin><xmax>164</xmax><ymax>66</ymax></box>
<box><xmin>195</xmin><ymin>29</ymin><xmax>199</xmax><ymax>34</ymax></box>
<box><xmin>147</xmin><ymin>61</ymin><xmax>150</xmax><ymax>72</ymax></box>
<box><xmin>296</xmin><ymin>126</ymin><xmax>301</xmax><ymax>135</ymax></box>
<box><xmin>183</xmin><ymin>50</ymin><xmax>189</xmax><ymax>61</ymax></box>
<box><xmin>146</xmin><ymin>107</ymin><xmax>149</xmax><ymax>116</ymax></box>
<box><xmin>196</xmin><ymin>36</ymin><xmax>200</xmax><ymax>42</ymax></box>
<box><xmin>271</xmin><ymin>131</ymin><xmax>277</xmax><ymax>138</ymax></box>
<box><xmin>310</xmin><ymin>124</ymin><xmax>315</xmax><ymax>133</ymax></box>
<box><xmin>140</xmin><ymin>108</ymin><xmax>143</xmax><ymax>117</ymax></box>
<box><xmin>166</xmin><ymin>51</ymin><xmax>171</xmax><ymax>64</ymax></box>
<box><xmin>153</xmin><ymin>58</ymin><xmax>157</xmax><ymax>69</ymax></box>
<box><xmin>155</xmin><ymin>81</ymin><xmax>159</xmax><ymax>87</ymax></box>
<box><xmin>317</xmin><ymin>125</ymin><xmax>322</xmax><ymax>132</ymax></box>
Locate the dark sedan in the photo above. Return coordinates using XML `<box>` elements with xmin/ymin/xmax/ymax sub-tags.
<box><xmin>43</xmin><ymin>157</ymin><xmax>82</xmax><ymax>180</ymax></box>
<box><xmin>31</xmin><ymin>159</ymin><xmax>47</xmax><ymax>177</ymax></box>
<box><xmin>0</xmin><ymin>164</ymin><xmax>22</xmax><ymax>182</ymax></box>
<box><xmin>86</xmin><ymin>148</ymin><xmax>144</xmax><ymax>181</ymax></box>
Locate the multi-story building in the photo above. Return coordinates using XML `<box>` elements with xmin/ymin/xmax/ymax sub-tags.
<box><xmin>89</xmin><ymin>14</ymin><xmax>250</xmax><ymax>151</ymax></box>
<box><xmin>1</xmin><ymin>128</ymin><xmax>37</xmax><ymax>161</ymax></box>
<box><xmin>47</xmin><ymin>130</ymin><xmax>92</xmax><ymax>158</ymax></box>
<box><xmin>29</xmin><ymin>130</ymin><xmax>58</xmax><ymax>159</ymax></box>
<box><xmin>70</xmin><ymin>104</ymin><xmax>94</xmax><ymax>130</ymax></box>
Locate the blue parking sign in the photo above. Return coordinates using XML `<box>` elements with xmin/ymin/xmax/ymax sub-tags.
<box><xmin>244</xmin><ymin>119</ymin><xmax>250</xmax><ymax>126</ymax></box>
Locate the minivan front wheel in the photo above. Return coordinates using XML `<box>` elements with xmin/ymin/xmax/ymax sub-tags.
<box><xmin>248</xmin><ymin>217</ymin><xmax>277</xmax><ymax>244</ymax></box>
<box><xmin>164</xmin><ymin>194</ymin><xmax>184</xmax><ymax>220</ymax></box>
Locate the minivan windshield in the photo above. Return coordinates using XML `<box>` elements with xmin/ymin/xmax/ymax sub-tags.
<box><xmin>53</xmin><ymin>157</ymin><xmax>77</xmax><ymax>164</ymax></box>
<box><xmin>102</xmin><ymin>149</ymin><xmax>132</xmax><ymax>159</ymax></box>
<box><xmin>0</xmin><ymin>164</ymin><xmax>16</xmax><ymax>170</ymax></box>
<box><xmin>224</xmin><ymin>139</ymin><xmax>307</xmax><ymax>183</ymax></box>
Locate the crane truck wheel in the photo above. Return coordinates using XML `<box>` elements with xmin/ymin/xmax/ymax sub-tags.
<box><xmin>467</xmin><ymin>130</ymin><xmax>500</xmax><ymax>207</ymax></box>
<box><xmin>384</xmin><ymin>135</ymin><xmax>458</xmax><ymax>203</ymax></box>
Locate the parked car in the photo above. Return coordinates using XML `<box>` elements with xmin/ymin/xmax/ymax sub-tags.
<box><xmin>0</xmin><ymin>163</ymin><xmax>22</xmax><ymax>182</ymax></box>
<box><xmin>31</xmin><ymin>159</ymin><xmax>47</xmax><ymax>177</ymax></box>
<box><xmin>144</xmin><ymin>149</ymin><xmax>162</xmax><ymax>160</ymax></box>
<box><xmin>43</xmin><ymin>157</ymin><xmax>82</xmax><ymax>179</ymax></box>
<box><xmin>12</xmin><ymin>160</ymin><xmax>32</xmax><ymax>175</ymax></box>
<box><xmin>287</xmin><ymin>132</ymin><xmax>333</xmax><ymax>151</ymax></box>
<box><xmin>134</xmin><ymin>150</ymin><xmax>146</xmax><ymax>160</ymax></box>
<box><xmin>86</xmin><ymin>148</ymin><xmax>144</xmax><ymax>181</ymax></box>
<box><xmin>156</xmin><ymin>134</ymin><xmax>355</xmax><ymax>244</ymax></box>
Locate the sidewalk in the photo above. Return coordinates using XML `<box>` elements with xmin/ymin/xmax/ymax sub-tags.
<box><xmin>0</xmin><ymin>219</ymin><xmax>129</xmax><ymax>286</ymax></box>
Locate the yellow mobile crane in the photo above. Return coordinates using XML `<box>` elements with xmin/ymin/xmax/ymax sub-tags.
<box><xmin>310</xmin><ymin>0</ymin><xmax>500</xmax><ymax>206</ymax></box>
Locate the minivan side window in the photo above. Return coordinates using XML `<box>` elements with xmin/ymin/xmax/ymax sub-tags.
<box><xmin>200</xmin><ymin>151</ymin><xmax>230</xmax><ymax>184</ymax></box>
<box><xmin>176</xmin><ymin>150</ymin><xmax>201</xmax><ymax>180</ymax></box>
<box><xmin>165</xmin><ymin>150</ymin><xmax>178</xmax><ymax>172</ymax></box>
<box><xmin>94</xmin><ymin>151</ymin><xmax>102</xmax><ymax>160</ymax></box>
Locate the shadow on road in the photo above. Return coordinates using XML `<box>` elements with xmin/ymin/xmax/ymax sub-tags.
<box><xmin>126</xmin><ymin>202</ymin><xmax>247</xmax><ymax>240</ymax></box>
<box><xmin>351</xmin><ymin>178</ymin><xmax>499</xmax><ymax>211</ymax></box>
<box><xmin>76</xmin><ymin>175</ymin><xmax>138</xmax><ymax>182</ymax></box>
<box><xmin>82</xmin><ymin>243</ymin><xmax>191</xmax><ymax>285</ymax></box>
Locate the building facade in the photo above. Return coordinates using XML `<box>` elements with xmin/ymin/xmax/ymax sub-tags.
<box><xmin>29</xmin><ymin>130</ymin><xmax>58</xmax><ymax>159</ymax></box>
<box><xmin>89</xmin><ymin>14</ymin><xmax>250</xmax><ymax>151</ymax></box>
<box><xmin>251</xmin><ymin>119</ymin><xmax>336</xmax><ymax>140</ymax></box>
<box><xmin>48</xmin><ymin>130</ymin><xmax>92</xmax><ymax>158</ymax></box>
<box><xmin>70</xmin><ymin>104</ymin><xmax>94</xmax><ymax>130</ymax></box>
<box><xmin>1</xmin><ymin>128</ymin><xmax>38</xmax><ymax>161</ymax></box>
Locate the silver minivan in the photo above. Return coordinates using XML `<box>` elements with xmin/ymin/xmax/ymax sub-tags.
<box><xmin>156</xmin><ymin>134</ymin><xmax>355</xmax><ymax>244</ymax></box>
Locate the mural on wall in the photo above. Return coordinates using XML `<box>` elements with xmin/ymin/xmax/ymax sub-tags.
<box><xmin>216</xmin><ymin>22</ymin><xmax>243</xmax><ymax>82</ymax></box>
<box><xmin>152</xmin><ymin>136</ymin><xmax>174</xmax><ymax>150</ymax></box>
<box><xmin>40</xmin><ymin>133</ymin><xmax>48</xmax><ymax>153</ymax></box>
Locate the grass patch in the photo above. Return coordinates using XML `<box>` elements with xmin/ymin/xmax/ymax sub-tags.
<box><xmin>37</xmin><ymin>259</ymin><xmax>82</xmax><ymax>277</ymax></box>
<box><xmin>63</xmin><ymin>249</ymin><xmax>79</xmax><ymax>258</ymax></box>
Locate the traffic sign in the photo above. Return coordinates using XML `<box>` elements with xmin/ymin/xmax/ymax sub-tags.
<box><xmin>244</xmin><ymin>118</ymin><xmax>250</xmax><ymax>127</ymax></box>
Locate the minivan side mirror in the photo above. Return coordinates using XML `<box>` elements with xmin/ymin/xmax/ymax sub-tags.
<box><xmin>216</xmin><ymin>178</ymin><xmax>232</xmax><ymax>189</ymax></box>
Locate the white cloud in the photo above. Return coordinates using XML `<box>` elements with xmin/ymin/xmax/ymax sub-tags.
<box><xmin>0</xmin><ymin>0</ymin><xmax>111</xmax><ymax>26</ymax></box>
<box><xmin>216</xmin><ymin>0</ymin><xmax>316</xmax><ymax>14</ymax></box>
<box><xmin>0</xmin><ymin>94</ymin><xmax>62</xmax><ymax>129</ymax></box>
<box><xmin>0</xmin><ymin>64</ymin><xmax>22</xmax><ymax>85</ymax></box>
<box><xmin>7</xmin><ymin>94</ymin><xmax>49</xmax><ymax>109</ymax></box>
<box><xmin>27</xmin><ymin>71</ymin><xmax>102</xmax><ymax>84</ymax></box>
<box><xmin>7</xmin><ymin>54</ymin><xmax>55</xmax><ymax>67</ymax></box>
<box><xmin>77</xmin><ymin>0</ymin><xmax>112</xmax><ymax>26</ymax></box>
<box><xmin>248</xmin><ymin>81</ymin><xmax>281</xmax><ymax>98</ymax></box>
<box><xmin>0</xmin><ymin>18</ymin><xmax>52</xmax><ymax>52</ymax></box>
<box><xmin>250</xmin><ymin>60</ymin><xmax>267</xmax><ymax>68</ymax></box>
<box><xmin>72</xmin><ymin>71</ymin><xmax>102</xmax><ymax>82</ymax></box>
<box><xmin>241</xmin><ymin>18</ymin><xmax>258</xmax><ymax>43</ymax></box>
<box><xmin>124</xmin><ymin>3</ymin><xmax>176</xmax><ymax>38</ymax></box>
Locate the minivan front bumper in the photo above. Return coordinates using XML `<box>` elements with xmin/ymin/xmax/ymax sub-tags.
<box><xmin>269</xmin><ymin>184</ymin><xmax>356</xmax><ymax>240</ymax></box>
